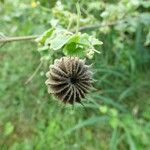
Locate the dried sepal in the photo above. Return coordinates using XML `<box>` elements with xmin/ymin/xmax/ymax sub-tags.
<box><xmin>45</xmin><ymin>57</ymin><xmax>92</xmax><ymax>104</ymax></box>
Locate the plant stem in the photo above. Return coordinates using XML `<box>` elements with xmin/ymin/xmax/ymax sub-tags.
<box><xmin>25</xmin><ymin>61</ymin><xmax>43</xmax><ymax>84</ymax></box>
<box><xmin>0</xmin><ymin>35</ymin><xmax>38</xmax><ymax>43</ymax></box>
<box><xmin>78</xmin><ymin>20</ymin><xmax>124</xmax><ymax>31</ymax></box>
<box><xmin>76</xmin><ymin>2</ymin><xmax>81</xmax><ymax>33</ymax></box>
<box><xmin>0</xmin><ymin>20</ymin><xmax>125</xmax><ymax>43</ymax></box>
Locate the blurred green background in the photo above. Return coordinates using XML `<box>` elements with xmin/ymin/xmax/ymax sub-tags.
<box><xmin>0</xmin><ymin>0</ymin><xmax>150</xmax><ymax>150</ymax></box>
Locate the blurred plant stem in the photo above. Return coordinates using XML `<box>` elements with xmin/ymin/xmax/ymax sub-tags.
<box><xmin>76</xmin><ymin>2</ymin><xmax>81</xmax><ymax>33</ymax></box>
<box><xmin>25</xmin><ymin>61</ymin><xmax>43</xmax><ymax>84</ymax></box>
<box><xmin>0</xmin><ymin>19</ymin><xmax>126</xmax><ymax>43</ymax></box>
<box><xmin>0</xmin><ymin>35</ymin><xmax>38</xmax><ymax>43</ymax></box>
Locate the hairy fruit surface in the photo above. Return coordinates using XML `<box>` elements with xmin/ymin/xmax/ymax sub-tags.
<box><xmin>45</xmin><ymin>57</ymin><xmax>92</xmax><ymax>104</ymax></box>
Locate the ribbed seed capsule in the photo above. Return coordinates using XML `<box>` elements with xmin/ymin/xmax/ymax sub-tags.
<box><xmin>45</xmin><ymin>57</ymin><xmax>92</xmax><ymax>104</ymax></box>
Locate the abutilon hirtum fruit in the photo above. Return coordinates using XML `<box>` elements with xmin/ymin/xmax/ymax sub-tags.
<box><xmin>45</xmin><ymin>57</ymin><xmax>92</xmax><ymax>104</ymax></box>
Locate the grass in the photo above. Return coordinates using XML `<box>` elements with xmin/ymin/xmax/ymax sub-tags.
<box><xmin>0</xmin><ymin>41</ymin><xmax>111</xmax><ymax>149</ymax></box>
<box><xmin>0</xmin><ymin>40</ymin><xmax>150</xmax><ymax>150</ymax></box>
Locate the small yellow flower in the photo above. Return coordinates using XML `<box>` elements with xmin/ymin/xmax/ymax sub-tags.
<box><xmin>31</xmin><ymin>1</ymin><xmax>38</xmax><ymax>8</ymax></box>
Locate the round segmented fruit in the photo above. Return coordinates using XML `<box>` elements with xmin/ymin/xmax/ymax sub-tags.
<box><xmin>45</xmin><ymin>57</ymin><xmax>92</xmax><ymax>104</ymax></box>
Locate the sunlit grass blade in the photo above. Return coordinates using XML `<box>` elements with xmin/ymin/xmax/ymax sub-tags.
<box><xmin>91</xmin><ymin>94</ymin><xmax>128</xmax><ymax>112</ymax></box>
<box><xmin>64</xmin><ymin>116</ymin><xmax>109</xmax><ymax>135</ymax></box>
<box><xmin>109</xmin><ymin>128</ymin><xmax>119</xmax><ymax>150</ymax></box>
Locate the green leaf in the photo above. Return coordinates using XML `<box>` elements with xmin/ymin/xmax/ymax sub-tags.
<box><xmin>4</xmin><ymin>122</ymin><xmax>14</xmax><ymax>136</ymax></box>
<box><xmin>50</xmin><ymin>32</ymin><xmax>72</xmax><ymax>50</ymax></box>
<box><xmin>79</xmin><ymin>33</ymin><xmax>103</xmax><ymax>47</ymax></box>
<box><xmin>63</xmin><ymin>42</ymin><xmax>76</xmax><ymax>54</ymax></box>
<box><xmin>36</xmin><ymin>28</ymin><xmax>103</xmax><ymax>59</ymax></box>
<box><xmin>36</xmin><ymin>28</ymin><xmax>55</xmax><ymax>45</ymax></box>
<box><xmin>79</xmin><ymin>33</ymin><xmax>90</xmax><ymax>46</ymax></box>
<box><xmin>89</xmin><ymin>36</ymin><xmax>103</xmax><ymax>45</ymax></box>
<box><xmin>63</xmin><ymin>42</ymin><xmax>85</xmax><ymax>57</ymax></box>
<box><xmin>67</xmin><ymin>33</ymin><xmax>81</xmax><ymax>43</ymax></box>
<box><xmin>37</xmin><ymin>45</ymin><xmax>49</xmax><ymax>52</ymax></box>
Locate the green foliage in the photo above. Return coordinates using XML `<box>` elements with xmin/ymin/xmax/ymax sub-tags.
<box><xmin>36</xmin><ymin>27</ymin><xmax>102</xmax><ymax>60</ymax></box>
<box><xmin>4</xmin><ymin>122</ymin><xmax>14</xmax><ymax>136</ymax></box>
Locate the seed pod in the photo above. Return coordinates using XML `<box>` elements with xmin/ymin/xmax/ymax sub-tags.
<box><xmin>45</xmin><ymin>57</ymin><xmax>92</xmax><ymax>104</ymax></box>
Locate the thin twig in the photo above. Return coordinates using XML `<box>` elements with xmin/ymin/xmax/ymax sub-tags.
<box><xmin>0</xmin><ymin>20</ymin><xmax>125</xmax><ymax>43</ymax></box>
<box><xmin>77</xmin><ymin>20</ymin><xmax>124</xmax><ymax>31</ymax></box>
<box><xmin>0</xmin><ymin>35</ymin><xmax>38</xmax><ymax>43</ymax></box>
<box><xmin>76</xmin><ymin>2</ymin><xmax>81</xmax><ymax>33</ymax></box>
<box><xmin>25</xmin><ymin>61</ymin><xmax>43</xmax><ymax>84</ymax></box>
